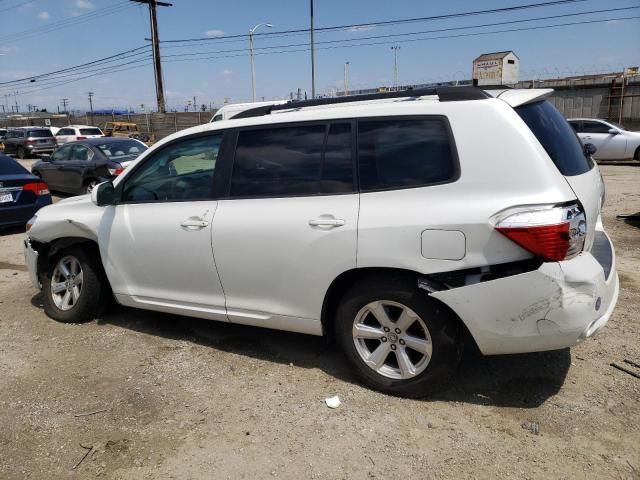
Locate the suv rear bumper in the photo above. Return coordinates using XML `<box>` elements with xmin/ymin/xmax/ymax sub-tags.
<box><xmin>431</xmin><ymin>229</ymin><xmax>618</xmax><ymax>355</ymax></box>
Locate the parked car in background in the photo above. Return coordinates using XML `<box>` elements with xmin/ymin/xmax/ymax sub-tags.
<box><xmin>568</xmin><ymin>118</ymin><xmax>640</xmax><ymax>161</ymax></box>
<box><xmin>2</xmin><ymin>127</ymin><xmax>57</xmax><ymax>159</ymax></box>
<box><xmin>31</xmin><ymin>138</ymin><xmax>147</xmax><ymax>195</ymax></box>
<box><xmin>210</xmin><ymin>100</ymin><xmax>287</xmax><ymax>122</ymax></box>
<box><xmin>103</xmin><ymin>121</ymin><xmax>149</xmax><ymax>142</ymax></box>
<box><xmin>24</xmin><ymin>87</ymin><xmax>618</xmax><ymax>397</ymax></box>
<box><xmin>55</xmin><ymin>125</ymin><xmax>104</xmax><ymax>145</ymax></box>
<box><xmin>0</xmin><ymin>128</ymin><xmax>7</xmax><ymax>150</ymax></box>
<box><xmin>0</xmin><ymin>153</ymin><xmax>52</xmax><ymax>229</ymax></box>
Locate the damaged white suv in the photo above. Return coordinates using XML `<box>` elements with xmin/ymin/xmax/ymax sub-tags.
<box><xmin>24</xmin><ymin>87</ymin><xmax>619</xmax><ymax>397</ymax></box>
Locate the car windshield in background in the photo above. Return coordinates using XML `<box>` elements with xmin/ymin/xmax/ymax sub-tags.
<box><xmin>0</xmin><ymin>154</ymin><xmax>29</xmax><ymax>175</ymax></box>
<box><xmin>96</xmin><ymin>140</ymin><xmax>147</xmax><ymax>159</ymax></box>
<box><xmin>27</xmin><ymin>130</ymin><xmax>53</xmax><ymax>138</ymax></box>
<box><xmin>79</xmin><ymin>128</ymin><xmax>103</xmax><ymax>136</ymax></box>
<box><xmin>515</xmin><ymin>100</ymin><xmax>592</xmax><ymax>176</ymax></box>
<box><xmin>605</xmin><ymin>120</ymin><xmax>627</xmax><ymax>131</ymax></box>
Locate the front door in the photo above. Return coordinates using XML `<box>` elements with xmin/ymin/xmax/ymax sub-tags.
<box><xmin>41</xmin><ymin>144</ymin><xmax>73</xmax><ymax>190</ymax></box>
<box><xmin>100</xmin><ymin>132</ymin><xmax>228</xmax><ymax>320</ymax></box>
<box><xmin>578</xmin><ymin>120</ymin><xmax>627</xmax><ymax>160</ymax></box>
<box><xmin>212</xmin><ymin>122</ymin><xmax>358</xmax><ymax>335</ymax></box>
<box><xmin>57</xmin><ymin>144</ymin><xmax>93</xmax><ymax>194</ymax></box>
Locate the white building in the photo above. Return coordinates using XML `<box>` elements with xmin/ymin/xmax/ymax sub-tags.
<box><xmin>472</xmin><ymin>51</ymin><xmax>519</xmax><ymax>86</ymax></box>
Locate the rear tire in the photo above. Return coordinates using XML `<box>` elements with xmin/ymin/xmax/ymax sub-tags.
<box><xmin>84</xmin><ymin>179</ymin><xmax>99</xmax><ymax>195</ymax></box>
<box><xmin>41</xmin><ymin>247</ymin><xmax>108</xmax><ymax>323</ymax></box>
<box><xmin>17</xmin><ymin>146</ymin><xmax>26</xmax><ymax>160</ymax></box>
<box><xmin>335</xmin><ymin>275</ymin><xmax>462</xmax><ymax>398</ymax></box>
<box><xmin>634</xmin><ymin>146</ymin><xmax>640</xmax><ymax>162</ymax></box>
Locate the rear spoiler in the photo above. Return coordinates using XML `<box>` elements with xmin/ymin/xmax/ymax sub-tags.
<box><xmin>485</xmin><ymin>89</ymin><xmax>554</xmax><ymax>108</ymax></box>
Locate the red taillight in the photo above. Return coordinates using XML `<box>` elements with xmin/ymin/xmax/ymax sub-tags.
<box><xmin>495</xmin><ymin>203</ymin><xmax>586</xmax><ymax>262</ymax></box>
<box><xmin>108</xmin><ymin>167</ymin><xmax>124</xmax><ymax>176</ymax></box>
<box><xmin>23</xmin><ymin>181</ymin><xmax>50</xmax><ymax>197</ymax></box>
<box><xmin>25</xmin><ymin>139</ymin><xmax>36</xmax><ymax>145</ymax></box>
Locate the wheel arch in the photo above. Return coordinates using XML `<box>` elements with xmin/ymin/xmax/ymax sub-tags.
<box><xmin>320</xmin><ymin>267</ymin><xmax>478</xmax><ymax>351</ymax></box>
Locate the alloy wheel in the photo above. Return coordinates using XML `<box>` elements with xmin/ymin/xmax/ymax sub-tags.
<box><xmin>352</xmin><ymin>300</ymin><xmax>433</xmax><ymax>380</ymax></box>
<box><xmin>50</xmin><ymin>256</ymin><xmax>83</xmax><ymax>311</ymax></box>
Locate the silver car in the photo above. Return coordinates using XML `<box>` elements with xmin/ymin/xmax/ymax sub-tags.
<box><xmin>568</xmin><ymin>118</ymin><xmax>640</xmax><ymax>161</ymax></box>
<box><xmin>2</xmin><ymin>127</ymin><xmax>57</xmax><ymax>159</ymax></box>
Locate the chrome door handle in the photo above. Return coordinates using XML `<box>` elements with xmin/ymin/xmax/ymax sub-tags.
<box><xmin>181</xmin><ymin>218</ymin><xmax>209</xmax><ymax>229</ymax></box>
<box><xmin>309</xmin><ymin>217</ymin><xmax>345</xmax><ymax>228</ymax></box>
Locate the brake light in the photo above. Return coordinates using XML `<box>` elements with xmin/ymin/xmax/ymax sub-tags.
<box><xmin>495</xmin><ymin>203</ymin><xmax>586</xmax><ymax>262</ymax></box>
<box><xmin>108</xmin><ymin>167</ymin><xmax>124</xmax><ymax>176</ymax></box>
<box><xmin>25</xmin><ymin>139</ymin><xmax>36</xmax><ymax>145</ymax></box>
<box><xmin>23</xmin><ymin>181</ymin><xmax>50</xmax><ymax>197</ymax></box>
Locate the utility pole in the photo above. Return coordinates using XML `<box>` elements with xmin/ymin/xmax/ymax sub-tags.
<box><xmin>61</xmin><ymin>98</ymin><xmax>69</xmax><ymax>113</ymax></box>
<box><xmin>343</xmin><ymin>62</ymin><xmax>350</xmax><ymax>97</ymax></box>
<box><xmin>310</xmin><ymin>0</ymin><xmax>316</xmax><ymax>99</ymax></box>
<box><xmin>131</xmin><ymin>0</ymin><xmax>172</xmax><ymax>113</ymax></box>
<box><xmin>193</xmin><ymin>95</ymin><xmax>196</xmax><ymax>112</ymax></box>
<box><xmin>391</xmin><ymin>46</ymin><xmax>401</xmax><ymax>91</ymax></box>
<box><xmin>88</xmin><ymin>92</ymin><xmax>95</xmax><ymax>125</ymax></box>
<box><xmin>13</xmin><ymin>91</ymin><xmax>19</xmax><ymax>113</ymax></box>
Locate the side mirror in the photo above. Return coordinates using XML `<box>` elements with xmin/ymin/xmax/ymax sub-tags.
<box><xmin>91</xmin><ymin>181</ymin><xmax>116</xmax><ymax>206</ymax></box>
<box><xmin>584</xmin><ymin>143</ymin><xmax>597</xmax><ymax>156</ymax></box>
<box><xmin>608</xmin><ymin>128</ymin><xmax>619</xmax><ymax>135</ymax></box>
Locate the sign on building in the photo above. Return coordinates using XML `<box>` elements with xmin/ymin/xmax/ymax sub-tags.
<box><xmin>472</xmin><ymin>51</ymin><xmax>519</xmax><ymax>86</ymax></box>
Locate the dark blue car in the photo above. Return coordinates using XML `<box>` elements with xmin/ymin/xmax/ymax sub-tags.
<box><xmin>0</xmin><ymin>153</ymin><xmax>52</xmax><ymax>229</ymax></box>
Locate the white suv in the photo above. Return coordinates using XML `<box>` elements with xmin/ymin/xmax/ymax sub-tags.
<box><xmin>55</xmin><ymin>125</ymin><xmax>104</xmax><ymax>145</ymax></box>
<box><xmin>24</xmin><ymin>87</ymin><xmax>619</xmax><ymax>397</ymax></box>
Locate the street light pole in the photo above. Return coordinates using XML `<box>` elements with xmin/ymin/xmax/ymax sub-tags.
<box><xmin>310</xmin><ymin>0</ymin><xmax>316</xmax><ymax>99</ymax></box>
<box><xmin>249</xmin><ymin>22</ymin><xmax>273</xmax><ymax>102</ymax></box>
<box><xmin>343</xmin><ymin>62</ymin><xmax>350</xmax><ymax>97</ymax></box>
<box><xmin>391</xmin><ymin>46</ymin><xmax>400</xmax><ymax>91</ymax></box>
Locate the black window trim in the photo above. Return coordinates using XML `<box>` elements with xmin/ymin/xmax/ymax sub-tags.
<box><xmin>113</xmin><ymin>129</ymin><xmax>232</xmax><ymax>205</ymax></box>
<box><xmin>355</xmin><ymin>114</ymin><xmax>461</xmax><ymax>194</ymax></box>
<box><xmin>220</xmin><ymin>119</ymin><xmax>358</xmax><ymax>200</ymax></box>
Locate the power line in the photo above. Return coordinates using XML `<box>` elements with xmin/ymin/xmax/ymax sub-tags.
<box><xmin>158</xmin><ymin>0</ymin><xmax>590</xmax><ymax>44</ymax></box>
<box><xmin>161</xmin><ymin>8</ymin><xmax>640</xmax><ymax>60</ymax></box>
<box><xmin>0</xmin><ymin>45</ymin><xmax>150</xmax><ymax>86</ymax></box>
<box><xmin>161</xmin><ymin>15</ymin><xmax>640</xmax><ymax>64</ymax></box>
<box><xmin>0</xmin><ymin>1</ymin><xmax>137</xmax><ymax>43</ymax></box>
<box><xmin>0</xmin><ymin>0</ymin><xmax>35</xmax><ymax>13</ymax></box>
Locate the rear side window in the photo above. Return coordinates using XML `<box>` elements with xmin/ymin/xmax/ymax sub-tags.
<box><xmin>231</xmin><ymin>124</ymin><xmax>353</xmax><ymax>198</ymax></box>
<box><xmin>28</xmin><ymin>130</ymin><xmax>53</xmax><ymax>138</ymax></box>
<box><xmin>79</xmin><ymin>128</ymin><xmax>103</xmax><ymax>136</ymax></box>
<box><xmin>358</xmin><ymin>117</ymin><xmax>456</xmax><ymax>191</ymax></box>
<box><xmin>515</xmin><ymin>100</ymin><xmax>592</xmax><ymax>176</ymax></box>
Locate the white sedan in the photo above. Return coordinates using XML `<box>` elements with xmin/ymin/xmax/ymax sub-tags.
<box><xmin>568</xmin><ymin>118</ymin><xmax>640</xmax><ymax>161</ymax></box>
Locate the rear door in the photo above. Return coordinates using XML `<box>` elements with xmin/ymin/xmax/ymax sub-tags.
<box><xmin>515</xmin><ymin>100</ymin><xmax>603</xmax><ymax>250</ymax></box>
<box><xmin>212</xmin><ymin>122</ymin><xmax>358</xmax><ymax>334</ymax></box>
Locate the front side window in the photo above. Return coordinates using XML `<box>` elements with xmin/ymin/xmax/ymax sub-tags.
<box><xmin>71</xmin><ymin>145</ymin><xmax>93</xmax><ymax>161</ymax></box>
<box><xmin>582</xmin><ymin>121</ymin><xmax>612</xmax><ymax>134</ymax></box>
<box><xmin>122</xmin><ymin>134</ymin><xmax>222</xmax><ymax>203</ymax></box>
<box><xmin>358</xmin><ymin>117</ymin><xmax>456</xmax><ymax>191</ymax></box>
<box><xmin>231</xmin><ymin>125</ymin><xmax>326</xmax><ymax>197</ymax></box>
<box><xmin>52</xmin><ymin>145</ymin><xmax>73</xmax><ymax>161</ymax></box>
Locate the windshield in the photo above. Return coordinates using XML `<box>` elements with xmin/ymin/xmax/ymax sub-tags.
<box><xmin>79</xmin><ymin>128</ymin><xmax>103</xmax><ymax>136</ymax></box>
<box><xmin>604</xmin><ymin>120</ymin><xmax>627</xmax><ymax>131</ymax></box>
<box><xmin>515</xmin><ymin>100</ymin><xmax>592</xmax><ymax>176</ymax></box>
<box><xmin>28</xmin><ymin>130</ymin><xmax>53</xmax><ymax>138</ymax></box>
<box><xmin>96</xmin><ymin>140</ymin><xmax>147</xmax><ymax>160</ymax></box>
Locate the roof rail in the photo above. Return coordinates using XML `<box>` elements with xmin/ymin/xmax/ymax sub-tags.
<box><xmin>232</xmin><ymin>86</ymin><xmax>490</xmax><ymax>120</ymax></box>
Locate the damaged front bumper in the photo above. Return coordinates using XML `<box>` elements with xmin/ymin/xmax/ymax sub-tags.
<box><xmin>24</xmin><ymin>238</ymin><xmax>41</xmax><ymax>290</ymax></box>
<box><xmin>431</xmin><ymin>229</ymin><xmax>619</xmax><ymax>355</ymax></box>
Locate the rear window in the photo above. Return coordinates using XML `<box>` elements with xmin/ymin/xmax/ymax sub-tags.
<box><xmin>357</xmin><ymin>117</ymin><xmax>457</xmax><ymax>191</ymax></box>
<box><xmin>96</xmin><ymin>140</ymin><xmax>147</xmax><ymax>159</ymax></box>
<box><xmin>515</xmin><ymin>100</ymin><xmax>592</xmax><ymax>176</ymax></box>
<box><xmin>27</xmin><ymin>129</ymin><xmax>53</xmax><ymax>138</ymax></box>
<box><xmin>0</xmin><ymin>154</ymin><xmax>29</xmax><ymax>175</ymax></box>
<box><xmin>79</xmin><ymin>128</ymin><xmax>103</xmax><ymax>136</ymax></box>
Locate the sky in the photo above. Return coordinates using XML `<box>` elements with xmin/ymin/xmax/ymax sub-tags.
<box><xmin>0</xmin><ymin>0</ymin><xmax>638</xmax><ymax>113</ymax></box>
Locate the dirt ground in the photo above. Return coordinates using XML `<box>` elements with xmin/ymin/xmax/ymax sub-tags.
<box><xmin>0</xmin><ymin>163</ymin><xmax>639</xmax><ymax>479</ymax></box>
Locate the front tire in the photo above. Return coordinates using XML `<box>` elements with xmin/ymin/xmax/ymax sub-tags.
<box><xmin>41</xmin><ymin>247</ymin><xmax>107</xmax><ymax>323</ymax></box>
<box><xmin>335</xmin><ymin>275</ymin><xmax>462</xmax><ymax>398</ymax></box>
<box><xmin>634</xmin><ymin>146</ymin><xmax>640</xmax><ymax>162</ymax></box>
